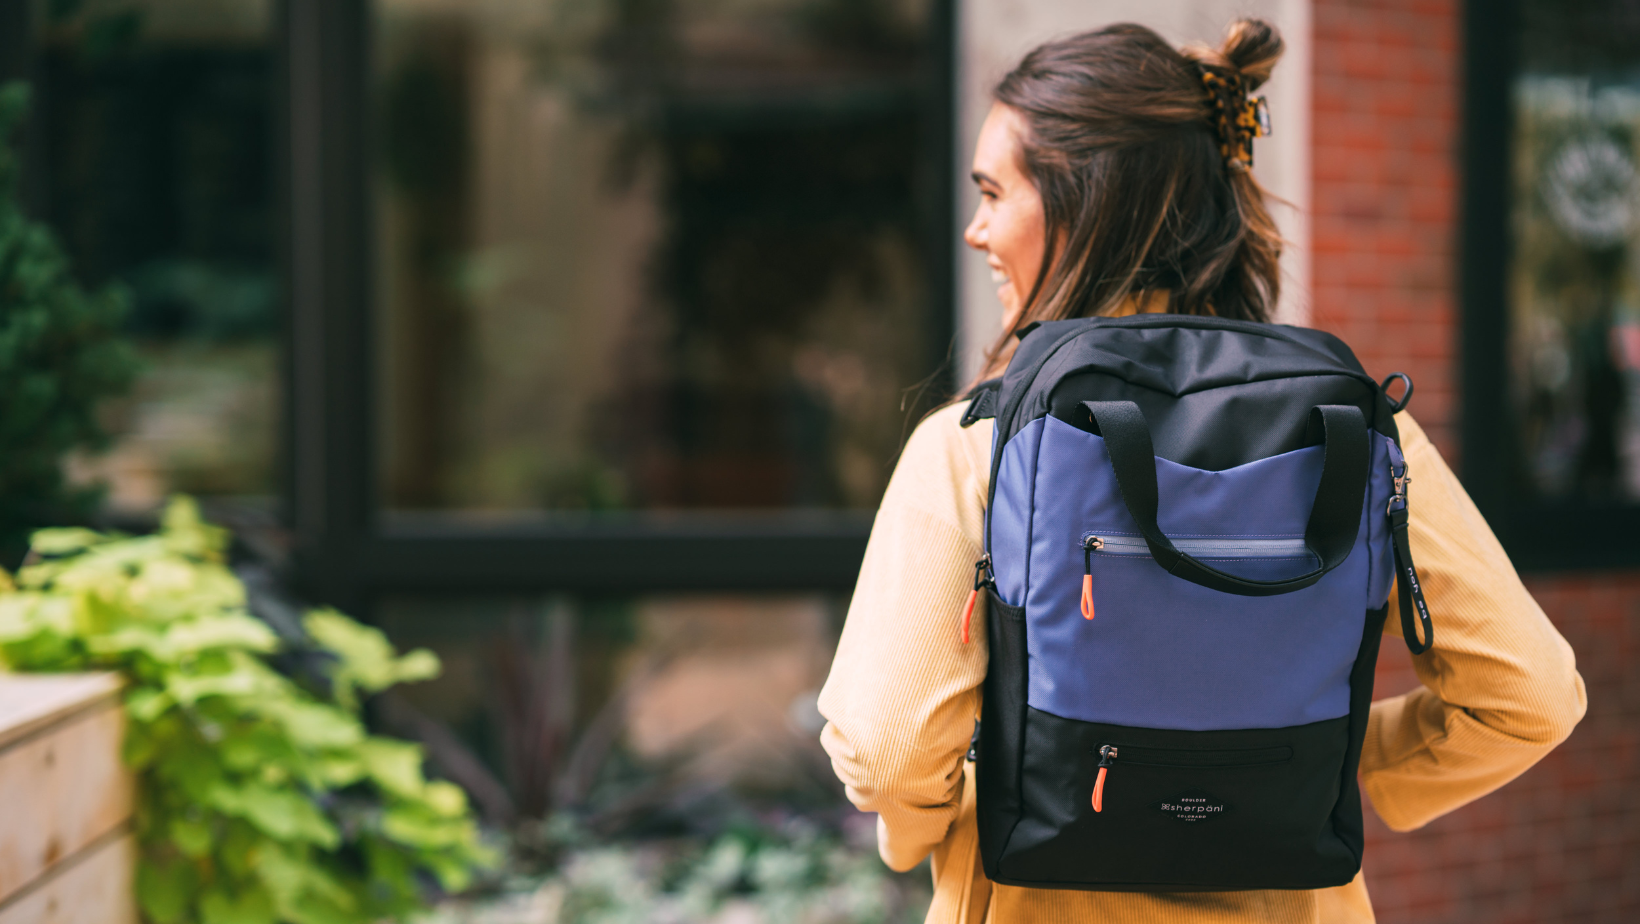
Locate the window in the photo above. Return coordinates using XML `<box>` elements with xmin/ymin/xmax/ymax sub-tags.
<box><xmin>1</xmin><ymin>0</ymin><xmax>951</xmax><ymax>849</ymax></box>
<box><xmin>283</xmin><ymin>0</ymin><xmax>954</xmax><ymax>607</ymax></box>
<box><xmin>33</xmin><ymin>0</ymin><xmax>277</xmax><ymax>537</ymax></box>
<box><xmin>374</xmin><ymin>0</ymin><xmax>949</xmax><ymax>521</ymax></box>
<box><xmin>374</xmin><ymin>591</ymin><xmax>844</xmax><ymax>824</ymax></box>
<box><xmin>1463</xmin><ymin>0</ymin><xmax>1640</xmax><ymax>568</ymax></box>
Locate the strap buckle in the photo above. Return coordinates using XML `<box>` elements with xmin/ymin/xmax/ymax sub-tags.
<box><xmin>1388</xmin><ymin>456</ymin><xmax>1411</xmax><ymax>514</ymax></box>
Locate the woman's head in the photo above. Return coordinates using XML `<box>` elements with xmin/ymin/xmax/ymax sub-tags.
<box><xmin>964</xmin><ymin>19</ymin><xmax>1286</xmax><ymax>378</ymax></box>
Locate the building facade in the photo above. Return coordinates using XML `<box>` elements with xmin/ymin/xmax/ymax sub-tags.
<box><xmin>0</xmin><ymin>0</ymin><xmax>1634</xmax><ymax>919</ymax></box>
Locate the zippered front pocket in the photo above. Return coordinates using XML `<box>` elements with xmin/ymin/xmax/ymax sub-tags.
<box><xmin>1090</xmin><ymin>743</ymin><xmax>1293</xmax><ymax>812</ymax></box>
<box><xmin>1078</xmin><ymin>533</ymin><xmax>1317</xmax><ymax>621</ymax></box>
<box><xmin>1101</xmin><ymin>743</ymin><xmax>1294</xmax><ymax>766</ymax></box>
<box><xmin>1082</xmin><ymin>533</ymin><xmax>1313</xmax><ymax>559</ymax></box>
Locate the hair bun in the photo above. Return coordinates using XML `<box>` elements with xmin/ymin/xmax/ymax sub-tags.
<box><xmin>1218</xmin><ymin>18</ymin><xmax>1283</xmax><ymax>90</ymax></box>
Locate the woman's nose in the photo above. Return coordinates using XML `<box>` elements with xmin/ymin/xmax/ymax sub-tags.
<box><xmin>963</xmin><ymin>207</ymin><xmax>988</xmax><ymax>251</ymax></box>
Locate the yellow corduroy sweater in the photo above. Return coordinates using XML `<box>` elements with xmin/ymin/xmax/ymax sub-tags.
<box><xmin>818</xmin><ymin>402</ymin><xmax>1587</xmax><ymax>924</ymax></box>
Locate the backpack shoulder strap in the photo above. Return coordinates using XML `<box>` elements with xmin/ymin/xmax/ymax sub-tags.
<box><xmin>960</xmin><ymin>378</ymin><xmax>1002</xmax><ymax>428</ymax></box>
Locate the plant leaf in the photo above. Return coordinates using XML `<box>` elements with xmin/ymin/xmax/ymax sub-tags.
<box><xmin>358</xmin><ymin>737</ymin><xmax>426</xmax><ymax>798</ymax></box>
<box><xmin>208</xmin><ymin>783</ymin><xmax>339</xmax><ymax>849</ymax></box>
<box><xmin>135</xmin><ymin>855</ymin><xmax>198</xmax><ymax>924</ymax></box>
<box><xmin>27</xmin><ymin>527</ymin><xmax>105</xmax><ymax>556</ymax></box>
<box><xmin>199</xmin><ymin>881</ymin><xmax>277</xmax><ymax>924</ymax></box>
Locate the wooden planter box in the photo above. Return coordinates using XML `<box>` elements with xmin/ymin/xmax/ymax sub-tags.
<box><xmin>0</xmin><ymin>674</ymin><xmax>135</xmax><ymax>923</ymax></box>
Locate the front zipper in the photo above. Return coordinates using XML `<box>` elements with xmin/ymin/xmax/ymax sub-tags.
<box><xmin>1081</xmin><ymin>533</ymin><xmax>1313</xmax><ymax>559</ymax></box>
<box><xmin>1077</xmin><ymin>534</ymin><xmax>1311</xmax><ymax>623</ymax></box>
<box><xmin>1089</xmin><ymin>743</ymin><xmax>1292</xmax><ymax>813</ymax></box>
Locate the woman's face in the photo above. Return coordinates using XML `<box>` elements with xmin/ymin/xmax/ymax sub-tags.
<box><xmin>964</xmin><ymin>103</ymin><xmax>1047</xmax><ymax>329</ymax></box>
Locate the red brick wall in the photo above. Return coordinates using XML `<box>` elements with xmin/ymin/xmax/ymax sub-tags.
<box><xmin>1312</xmin><ymin>2</ymin><xmax>1640</xmax><ymax>922</ymax></box>
<box><xmin>1311</xmin><ymin>0</ymin><xmax>1459</xmax><ymax>459</ymax></box>
<box><xmin>1365</xmin><ymin>575</ymin><xmax>1640</xmax><ymax>922</ymax></box>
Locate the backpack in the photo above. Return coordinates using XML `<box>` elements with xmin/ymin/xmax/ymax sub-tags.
<box><xmin>958</xmin><ymin>314</ymin><xmax>1433</xmax><ymax>892</ymax></box>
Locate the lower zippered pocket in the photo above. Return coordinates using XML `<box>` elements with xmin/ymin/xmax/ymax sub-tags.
<box><xmin>1091</xmin><ymin>743</ymin><xmax>1293</xmax><ymax>812</ymax></box>
<box><xmin>999</xmin><ymin>710</ymin><xmax>1362</xmax><ymax>889</ymax></box>
<box><xmin>1102</xmin><ymin>743</ymin><xmax>1294</xmax><ymax>766</ymax></box>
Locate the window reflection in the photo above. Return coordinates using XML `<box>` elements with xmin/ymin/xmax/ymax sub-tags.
<box><xmin>374</xmin><ymin>592</ymin><xmax>844</xmax><ymax>828</ymax></box>
<box><xmin>43</xmin><ymin>0</ymin><xmax>277</xmax><ymax>521</ymax></box>
<box><xmin>375</xmin><ymin>0</ymin><xmax>945</xmax><ymax>519</ymax></box>
<box><xmin>1512</xmin><ymin>0</ymin><xmax>1640</xmax><ymax>500</ymax></box>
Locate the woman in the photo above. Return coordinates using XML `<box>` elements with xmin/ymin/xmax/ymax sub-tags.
<box><xmin>818</xmin><ymin>19</ymin><xmax>1585</xmax><ymax>924</ymax></box>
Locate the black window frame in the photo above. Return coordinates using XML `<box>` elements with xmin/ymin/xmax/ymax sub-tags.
<box><xmin>280</xmin><ymin>0</ymin><xmax>958</xmax><ymax>613</ymax></box>
<box><xmin>1460</xmin><ymin>0</ymin><xmax>1640</xmax><ymax>572</ymax></box>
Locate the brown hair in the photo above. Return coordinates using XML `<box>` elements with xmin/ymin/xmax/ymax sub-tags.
<box><xmin>976</xmin><ymin>19</ymin><xmax>1286</xmax><ymax>380</ymax></box>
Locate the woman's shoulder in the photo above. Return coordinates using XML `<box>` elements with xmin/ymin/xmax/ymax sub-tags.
<box><xmin>901</xmin><ymin>400</ymin><xmax>994</xmax><ymax>487</ymax></box>
<box><xmin>1392</xmin><ymin>411</ymin><xmax>1446</xmax><ymax>475</ymax></box>
<box><xmin>1394</xmin><ymin>411</ymin><xmax>1432</xmax><ymax>452</ymax></box>
<box><xmin>878</xmin><ymin>400</ymin><xmax>994</xmax><ymax>535</ymax></box>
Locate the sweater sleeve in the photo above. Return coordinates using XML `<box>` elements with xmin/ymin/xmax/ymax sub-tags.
<box><xmin>1359</xmin><ymin>413</ymin><xmax>1588</xmax><ymax>831</ymax></box>
<box><xmin>817</xmin><ymin>403</ymin><xmax>992</xmax><ymax>872</ymax></box>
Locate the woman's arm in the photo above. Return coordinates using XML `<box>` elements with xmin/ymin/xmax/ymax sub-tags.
<box><xmin>1360</xmin><ymin>413</ymin><xmax>1588</xmax><ymax>830</ymax></box>
<box><xmin>817</xmin><ymin>404</ymin><xmax>992</xmax><ymax>872</ymax></box>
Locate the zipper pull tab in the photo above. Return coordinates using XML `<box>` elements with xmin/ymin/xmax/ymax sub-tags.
<box><xmin>1093</xmin><ymin>745</ymin><xmax>1117</xmax><ymax>812</ymax></box>
<box><xmin>961</xmin><ymin>554</ymin><xmax>993</xmax><ymax>644</ymax></box>
<box><xmin>1081</xmin><ymin>537</ymin><xmax>1102</xmax><ymax>619</ymax></box>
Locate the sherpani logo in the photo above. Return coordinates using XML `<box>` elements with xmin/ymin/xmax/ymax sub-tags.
<box><xmin>1156</xmin><ymin>791</ymin><xmax>1229</xmax><ymax>823</ymax></box>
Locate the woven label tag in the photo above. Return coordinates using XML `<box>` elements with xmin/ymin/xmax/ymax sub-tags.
<box><xmin>1156</xmin><ymin>791</ymin><xmax>1229</xmax><ymax>823</ymax></box>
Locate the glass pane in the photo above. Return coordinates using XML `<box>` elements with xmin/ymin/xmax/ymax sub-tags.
<box><xmin>374</xmin><ymin>0</ymin><xmax>945</xmax><ymax>521</ymax></box>
<box><xmin>42</xmin><ymin>0</ymin><xmax>278</xmax><ymax>527</ymax></box>
<box><xmin>376</xmin><ymin>591</ymin><xmax>842</xmax><ymax>819</ymax></box>
<box><xmin>378</xmin><ymin>590</ymin><xmax>931</xmax><ymax>917</ymax></box>
<box><xmin>1512</xmin><ymin>0</ymin><xmax>1640</xmax><ymax>500</ymax></box>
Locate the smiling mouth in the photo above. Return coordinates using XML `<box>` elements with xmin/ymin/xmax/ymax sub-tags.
<box><xmin>990</xmin><ymin>267</ymin><xmax>1009</xmax><ymax>284</ymax></box>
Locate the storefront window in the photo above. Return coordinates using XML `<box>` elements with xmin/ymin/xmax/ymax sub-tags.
<box><xmin>1511</xmin><ymin>0</ymin><xmax>1640</xmax><ymax>501</ymax></box>
<box><xmin>37</xmin><ymin>1</ymin><xmax>276</xmax><ymax>527</ymax></box>
<box><xmin>374</xmin><ymin>591</ymin><xmax>843</xmax><ymax>823</ymax></box>
<box><xmin>374</xmin><ymin>0</ymin><xmax>946</xmax><ymax>521</ymax></box>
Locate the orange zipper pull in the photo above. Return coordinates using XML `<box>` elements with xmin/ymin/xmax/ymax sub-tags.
<box><xmin>1081</xmin><ymin>537</ymin><xmax>1102</xmax><ymax>619</ymax></box>
<box><xmin>1093</xmin><ymin>745</ymin><xmax>1117</xmax><ymax>812</ymax></box>
<box><xmin>961</xmin><ymin>555</ymin><xmax>993</xmax><ymax>644</ymax></box>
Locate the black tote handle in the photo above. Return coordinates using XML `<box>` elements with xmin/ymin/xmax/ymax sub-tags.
<box><xmin>1082</xmin><ymin>401</ymin><xmax>1369</xmax><ymax>597</ymax></box>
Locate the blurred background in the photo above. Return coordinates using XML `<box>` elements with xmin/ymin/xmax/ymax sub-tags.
<box><xmin>0</xmin><ymin>0</ymin><xmax>1635</xmax><ymax>921</ymax></box>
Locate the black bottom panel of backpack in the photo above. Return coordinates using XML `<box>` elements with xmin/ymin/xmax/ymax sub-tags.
<box><xmin>985</xmin><ymin>710</ymin><xmax>1361</xmax><ymax>891</ymax></box>
<box><xmin>975</xmin><ymin>592</ymin><xmax>1387</xmax><ymax>893</ymax></box>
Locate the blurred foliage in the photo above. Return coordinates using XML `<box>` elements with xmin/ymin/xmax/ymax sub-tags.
<box><xmin>0</xmin><ymin>81</ymin><xmax>139</xmax><ymax>563</ymax></box>
<box><xmin>0</xmin><ymin>498</ymin><xmax>496</xmax><ymax>924</ymax></box>
<box><xmin>422</xmin><ymin>818</ymin><xmax>929</xmax><ymax>924</ymax></box>
<box><xmin>45</xmin><ymin>0</ymin><xmax>148</xmax><ymax>62</ymax></box>
<box><xmin>125</xmin><ymin>260</ymin><xmax>279</xmax><ymax>342</ymax></box>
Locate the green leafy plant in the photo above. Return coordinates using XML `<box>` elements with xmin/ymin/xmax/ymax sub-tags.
<box><xmin>0</xmin><ymin>81</ymin><xmax>140</xmax><ymax>563</ymax></box>
<box><xmin>0</xmin><ymin>497</ymin><xmax>494</xmax><ymax>924</ymax></box>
